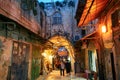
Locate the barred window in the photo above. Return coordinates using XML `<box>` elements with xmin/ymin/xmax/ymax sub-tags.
<box><xmin>52</xmin><ymin>12</ymin><xmax>62</xmax><ymax>25</ymax></box>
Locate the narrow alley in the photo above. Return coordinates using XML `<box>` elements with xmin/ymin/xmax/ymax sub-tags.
<box><xmin>0</xmin><ymin>0</ymin><xmax>120</xmax><ymax>80</ymax></box>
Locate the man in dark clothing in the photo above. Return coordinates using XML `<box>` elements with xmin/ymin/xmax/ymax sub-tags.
<box><xmin>65</xmin><ymin>60</ymin><xmax>71</xmax><ymax>75</ymax></box>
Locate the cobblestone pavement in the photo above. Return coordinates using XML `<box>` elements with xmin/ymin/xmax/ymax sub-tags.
<box><xmin>37</xmin><ymin>70</ymin><xmax>86</xmax><ymax>80</ymax></box>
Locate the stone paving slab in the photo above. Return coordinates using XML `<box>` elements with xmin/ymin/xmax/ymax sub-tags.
<box><xmin>37</xmin><ymin>70</ymin><xmax>86</xmax><ymax>80</ymax></box>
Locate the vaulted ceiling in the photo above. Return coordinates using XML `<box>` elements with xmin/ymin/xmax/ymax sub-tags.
<box><xmin>44</xmin><ymin>36</ymin><xmax>74</xmax><ymax>58</ymax></box>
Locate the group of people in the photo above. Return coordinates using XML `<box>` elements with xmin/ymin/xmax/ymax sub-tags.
<box><xmin>59</xmin><ymin>60</ymin><xmax>71</xmax><ymax>76</ymax></box>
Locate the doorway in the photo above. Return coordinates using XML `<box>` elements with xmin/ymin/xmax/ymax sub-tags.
<box><xmin>88</xmin><ymin>50</ymin><xmax>97</xmax><ymax>72</ymax></box>
<box><xmin>110</xmin><ymin>52</ymin><xmax>116</xmax><ymax>80</ymax></box>
<box><xmin>9</xmin><ymin>41</ymin><xmax>30</xmax><ymax>80</ymax></box>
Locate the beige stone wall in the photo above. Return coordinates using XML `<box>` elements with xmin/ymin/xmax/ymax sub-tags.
<box><xmin>28</xmin><ymin>44</ymin><xmax>32</xmax><ymax>80</ymax></box>
<box><xmin>99</xmin><ymin>2</ymin><xmax>120</xmax><ymax>80</ymax></box>
<box><xmin>85</xmin><ymin>49</ymin><xmax>89</xmax><ymax>70</ymax></box>
<box><xmin>104</xmin><ymin>49</ymin><xmax>113</xmax><ymax>80</ymax></box>
<box><xmin>0</xmin><ymin>36</ymin><xmax>12</xmax><ymax>80</ymax></box>
<box><xmin>0</xmin><ymin>0</ymin><xmax>41</xmax><ymax>34</ymax></box>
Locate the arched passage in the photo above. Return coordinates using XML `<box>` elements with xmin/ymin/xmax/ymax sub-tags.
<box><xmin>43</xmin><ymin>35</ymin><xmax>75</xmax><ymax>72</ymax></box>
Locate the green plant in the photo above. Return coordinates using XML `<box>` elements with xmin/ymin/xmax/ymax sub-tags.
<box><xmin>31</xmin><ymin>59</ymin><xmax>40</xmax><ymax>80</ymax></box>
<box><xmin>63</xmin><ymin>1</ymin><xmax>67</xmax><ymax>6</ymax></box>
<box><xmin>56</xmin><ymin>1</ymin><xmax>63</xmax><ymax>7</ymax></box>
<box><xmin>21</xmin><ymin>0</ymin><xmax>38</xmax><ymax>16</ymax></box>
<box><xmin>39</xmin><ymin>2</ymin><xmax>45</xmax><ymax>9</ymax></box>
<box><xmin>68</xmin><ymin>1</ymin><xmax>75</xmax><ymax>7</ymax></box>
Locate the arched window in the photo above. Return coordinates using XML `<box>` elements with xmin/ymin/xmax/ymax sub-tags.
<box><xmin>52</xmin><ymin>12</ymin><xmax>62</xmax><ymax>25</ymax></box>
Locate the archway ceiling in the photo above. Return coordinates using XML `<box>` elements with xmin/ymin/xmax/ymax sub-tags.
<box><xmin>49</xmin><ymin>36</ymin><xmax>71</xmax><ymax>56</ymax></box>
<box><xmin>43</xmin><ymin>36</ymin><xmax>75</xmax><ymax>62</ymax></box>
<box><xmin>45</xmin><ymin>36</ymin><xmax>71</xmax><ymax>56</ymax></box>
<box><xmin>49</xmin><ymin>36</ymin><xmax>70</xmax><ymax>48</ymax></box>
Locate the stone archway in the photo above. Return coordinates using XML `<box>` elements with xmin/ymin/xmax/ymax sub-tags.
<box><xmin>44</xmin><ymin>35</ymin><xmax>75</xmax><ymax>72</ymax></box>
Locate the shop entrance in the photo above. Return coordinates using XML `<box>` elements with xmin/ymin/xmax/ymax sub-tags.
<box><xmin>110</xmin><ymin>52</ymin><xmax>116</xmax><ymax>80</ymax></box>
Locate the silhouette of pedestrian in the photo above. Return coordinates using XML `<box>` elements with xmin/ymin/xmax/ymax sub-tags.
<box><xmin>65</xmin><ymin>60</ymin><xmax>71</xmax><ymax>75</ymax></box>
<box><xmin>60</xmin><ymin>61</ymin><xmax>65</xmax><ymax>76</ymax></box>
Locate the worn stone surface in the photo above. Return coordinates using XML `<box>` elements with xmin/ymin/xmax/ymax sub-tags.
<box><xmin>37</xmin><ymin>70</ymin><xmax>86</xmax><ymax>80</ymax></box>
<box><xmin>0</xmin><ymin>37</ymin><xmax>12</xmax><ymax>80</ymax></box>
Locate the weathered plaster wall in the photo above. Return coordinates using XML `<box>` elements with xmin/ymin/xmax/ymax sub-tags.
<box><xmin>104</xmin><ymin>49</ymin><xmax>113</xmax><ymax>80</ymax></box>
<box><xmin>0</xmin><ymin>36</ymin><xmax>12</xmax><ymax>80</ymax></box>
<box><xmin>99</xmin><ymin>2</ymin><xmax>120</xmax><ymax>80</ymax></box>
<box><xmin>44</xmin><ymin>2</ymin><xmax>81</xmax><ymax>41</ymax></box>
<box><xmin>85</xmin><ymin>49</ymin><xmax>89</xmax><ymax>70</ymax></box>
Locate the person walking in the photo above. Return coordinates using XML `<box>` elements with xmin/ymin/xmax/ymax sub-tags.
<box><xmin>60</xmin><ymin>61</ymin><xmax>65</xmax><ymax>76</ymax></box>
<box><xmin>65</xmin><ymin>60</ymin><xmax>71</xmax><ymax>75</ymax></box>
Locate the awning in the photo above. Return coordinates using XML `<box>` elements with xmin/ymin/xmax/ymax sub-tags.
<box><xmin>76</xmin><ymin>0</ymin><xmax>110</xmax><ymax>26</ymax></box>
<box><xmin>80</xmin><ymin>31</ymin><xmax>97</xmax><ymax>41</ymax></box>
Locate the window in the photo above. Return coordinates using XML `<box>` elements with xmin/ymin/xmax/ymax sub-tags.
<box><xmin>74</xmin><ymin>35</ymin><xmax>79</xmax><ymax>41</ymax></box>
<box><xmin>81</xmin><ymin>29</ymin><xmax>86</xmax><ymax>37</ymax></box>
<box><xmin>52</xmin><ymin>12</ymin><xmax>62</xmax><ymax>25</ymax></box>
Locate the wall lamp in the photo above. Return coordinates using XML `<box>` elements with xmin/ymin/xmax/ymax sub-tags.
<box><xmin>101</xmin><ymin>25</ymin><xmax>107</xmax><ymax>33</ymax></box>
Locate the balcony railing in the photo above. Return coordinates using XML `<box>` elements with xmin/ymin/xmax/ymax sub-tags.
<box><xmin>0</xmin><ymin>0</ymin><xmax>40</xmax><ymax>34</ymax></box>
<box><xmin>86</xmin><ymin>26</ymin><xmax>97</xmax><ymax>35</ymax></box>
<box><xmin>81</xmin><ymin>19</ymin><xmax>98</xmax><ymax>38</ymax></box>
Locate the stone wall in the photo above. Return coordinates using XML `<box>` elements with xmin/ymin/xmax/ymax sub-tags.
<box><xmin>99</xmin><ymin>1</ymin><xmax>120</xmax><ymax>80</ymax></box>
<box><xmin>44</xmin><ymin>1</ymin><xmax>81</xmax><ymax>41</ymax></box>
<box><xmin>0</xmin><ymin>0</ymin><xmax>42</xmax><ymax>34</ymax></box>
<box><xmin>0</xmin><ymin>36</ymin><xmax>12</xmax><ymax>80</ymax></box>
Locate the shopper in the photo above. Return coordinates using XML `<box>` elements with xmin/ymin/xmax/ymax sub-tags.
<box><xmin>65</xmin><ymin>60</ymin><xmax>71</xmax><ymax>75</ymax></box>
<box><xmin>60</xmin><ymin>61</ymin><xmax>65</xmax><ymax>76</ymax></box>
